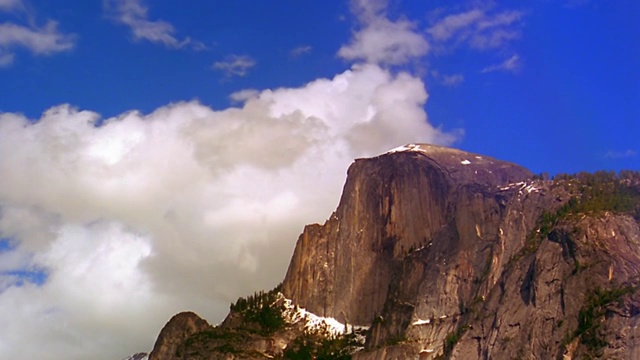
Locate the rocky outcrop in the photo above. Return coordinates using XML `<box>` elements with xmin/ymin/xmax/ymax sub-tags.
<box><xmin>149</xmin><ymin>312</ymin><xmax>211</xmax><ymax>360</ymax></box>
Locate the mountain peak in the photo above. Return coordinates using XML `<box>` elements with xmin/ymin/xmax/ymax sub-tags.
<box><xmin>380</xmin><ymin>143</ymin><xmax>533</xmax><ymax>187</ymax></box>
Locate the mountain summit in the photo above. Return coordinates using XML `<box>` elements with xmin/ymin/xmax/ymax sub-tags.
<box><xmin>145</xmin><ymin>144</ymin><xmax>640</xmax><ymax>359</ymax></box>
<box><xmin>282</xmin><ymin>143</ymin><xmax>533</xmax><ymax>327</ymax></box>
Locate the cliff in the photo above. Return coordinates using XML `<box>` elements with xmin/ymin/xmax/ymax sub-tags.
<box><xmin>145</xmin><ymin>144</ymin><xmax>640</xmax><ymax>359</ymax></box>
<box><xmin>281</xmin><ymin>144</ymin><xmax>534</xmax><ymax>326</ymax></box>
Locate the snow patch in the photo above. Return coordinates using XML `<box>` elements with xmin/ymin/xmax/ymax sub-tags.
<box><xmin>387</xmin><ymin>143</ymin><xmax>420</xmax><ymax>153</ymax></box>
<box><xmin>461</xmin><ymin>159</ymin><xmax>471</xmax><ymax>165</ymax></box>
<box><xmin>412</xmin><ymin>241</ymin><xmax>432</xmax><ymax>252</ymax></box>
<box><xmin>499</xmin><ymin>181</ymin><xmax>540</xmax><ymax>194</ymax></box>
<box><xmin>524</xmin><ymin>184</ymin><xmax>539</xmax><ymax>193</ymax></box>
<box><xmin>283</xmin><ymin>297</ymin><xmax>346</xmax><ymax>335</ymax></box>
<box><xmin>412</xmin><ymin>319</ymin><xmax>431</xmax><ymax>326</ymax></box>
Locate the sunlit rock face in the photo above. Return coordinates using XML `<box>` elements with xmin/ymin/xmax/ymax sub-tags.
<box><xmin>282</xmin><ymin>144</ymin><xmax>534</xmax><ymax>326</ymax></box>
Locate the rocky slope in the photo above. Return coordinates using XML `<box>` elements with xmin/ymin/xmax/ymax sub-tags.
<box><xmin>145</xmin><ymin>144</ymin><xmax>640</xmax><ymax>359</ymax></box>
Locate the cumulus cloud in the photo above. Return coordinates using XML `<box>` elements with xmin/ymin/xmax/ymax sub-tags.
<box><xmin>338</xmin><ymin>0</ymin><xmax>429</xmax><ymax>65</ymax></box>
<box><xmin>427</xmin><ymin>8</ymin><xmax>524</xmax><ymax>51</ymax></box>
<box><xmin>212</xmin><ymin>55</ymin><xmax>256</xmax><ymax>78</ymax></box>
<box><xmin>481</xmin><ymin>54</ymin><xmax>521</xmax><ymax>73</ymax></box>
<box><xmin>105</xmin><ymin>0</ymin><xmax>192</xmax><ymax>49</ymax></box>
<box><xmin>0</xmin><ymin>63</ymin><xmax>459</xmax><ymax>359</ymax></box>
<box><xmin>0</xmin><ymin>21</ymin><xmax>75</xmax><ymax>66</ymax></box>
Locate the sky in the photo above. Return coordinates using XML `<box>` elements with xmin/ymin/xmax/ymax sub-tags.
<box><xmin>0</xmin><ymin>0</ymin><xmax>638</xmax><ymax>359</ymax></box>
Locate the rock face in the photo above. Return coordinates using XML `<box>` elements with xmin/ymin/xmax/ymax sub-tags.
<box><xmin>282</xmin><ymin>144</ymin><xmax>535</xmax><ymax>325</ymax></box>
<box><xmin>451</xmin><ymin>213</ymin><xmax>640</xmax><ymax>360</ymax></box>
<box><xmin>146</xmin><ymin>144</ymin><xmax>640</xmax><ymax>359</ymax></box>
<box><xmin>149</xmin><ymin>312</ymin><xmax>211</xmax><ymax>360</ymax></box>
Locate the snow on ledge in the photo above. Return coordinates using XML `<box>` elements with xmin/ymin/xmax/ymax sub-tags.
<box><xmin>387</xmin><ymin>143</ymin><xmax>421</xmax><ymax>153</ymax></box>
<box><xmin>283</xmin><ymin>297</ymin><xmax>347</xmax><ymax>335</ymax></box>
<box><xmin>412</xmin><ymin>319</ymin><xmax>431</xmax><ymax>326</ymax></box>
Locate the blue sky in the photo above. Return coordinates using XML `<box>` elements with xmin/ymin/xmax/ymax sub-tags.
<box><xmin>2</xmin><ymin>0</ymin><xmax>637</xmax><ymax>174</ymax></box>
<box><xmin>0</xmin><ymin>1</ymin><xmax>638</xmax><ymax>359</ymax></box>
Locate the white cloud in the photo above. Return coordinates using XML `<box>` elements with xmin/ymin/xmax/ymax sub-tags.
<box><xmin>0</xmin><ymin>20</ymin><xmax>75</xmax><ymax>64</ymax></box>
<box><xmin>229</xmin><ymin>89</ymin><xmax>259</xmax><ymax>103</ymax></box>
<box><xmin>432</xmin><ymin>71</ymin><xmax>464</xmax><ymax>87</ymax></box>
<box><xmin>105</xmin><ymin>0</ymin><xmax>191</xmax><ymax>49</ymax></box>
<box><xmin>427</xmin><ymin>8</ymin><xmax>524</xmax><ymax>51</ymax></box>
<box><xmin>427</xmin><ymin>9</ymin><xmax>484</xmax><ymax>41</ymax></box>
<box><xmin>0</xmin><ymin>0</ymin><xmax>21</xmax><ymax>12</ymax></box>
<box><xmin>604</xmin><ymin>149</ymin><xmax>637</xmax><ymax>159</ymax></box>
<box><xmin>338</xmin><ymin>0</ymin><xmax>429</xmax><ymax>65</ymax></box>
<box><xmin>0</xmin><ymin>51</ymin><xmax>14</xmax><ymax>66</ymax></box>
<box><xmin>290</xmin><ymin>45</ymin><xmax>312</xmax><ymax>57</ymax></box>
<box><xmin>442</xmin><ymin>73</ymin><xmax>464</xmax><ymax>86</ymax></box>
<box><xmin>212</xmin><ymin>55</ymin><xmax>256</xmax><ymax>77</ymax></box>
<box><xmin>481</xmin><ymin>54</ymin><xmax>521</xmax><ymax>73</ymax></box>
<box><xmin>0</xmin><ymin>63</ymin><xmax>459</xmax><ymax>359</ymax></box>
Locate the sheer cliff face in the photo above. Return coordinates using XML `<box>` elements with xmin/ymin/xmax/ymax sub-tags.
<box><xmin>281</xmin><ymin>144</ymin><xmax>535</xmax><ymax>325</ymax></box>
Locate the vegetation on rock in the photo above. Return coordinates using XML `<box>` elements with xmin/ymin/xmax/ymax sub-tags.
<box><xmin>230</xmin><ymin>283</ymin><xmax>286</xmax><ymax>335</ymax></box>
<box><xmin>568</xmin><ymin>286</ymin><xmax>636</xmax><ymax>357</ymax></box>
<box><xmin>515</xmin><ymin>170</ymin><xmax>640</xmax><ymax>261</ymax></box>
<box><xmin>280</xmin><ymin>324</ymin><xmax>364</xmax><ymax>360</ymax></box>
<box><xmin>552</xmin><ymin>170</ymin><xmax>640</xmax><ymax>217</ymax></box>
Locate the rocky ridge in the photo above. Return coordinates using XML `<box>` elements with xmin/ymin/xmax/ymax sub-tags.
<box><xmin>145</xmin><ymin>144</ymin><xmax>640</xmax><ymax>359</ymax></box>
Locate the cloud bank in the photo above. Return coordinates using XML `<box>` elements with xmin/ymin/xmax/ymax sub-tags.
<box><xmin>0</xmin><ymin>63</ymin><xmax>458</xmax><ymax>359</ymax></box>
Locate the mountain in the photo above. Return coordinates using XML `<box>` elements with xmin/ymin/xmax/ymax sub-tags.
<box><xmin>144</xmin><ymin>144</ymin><xmax>640</xmax><ymax>359</ymax></box>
